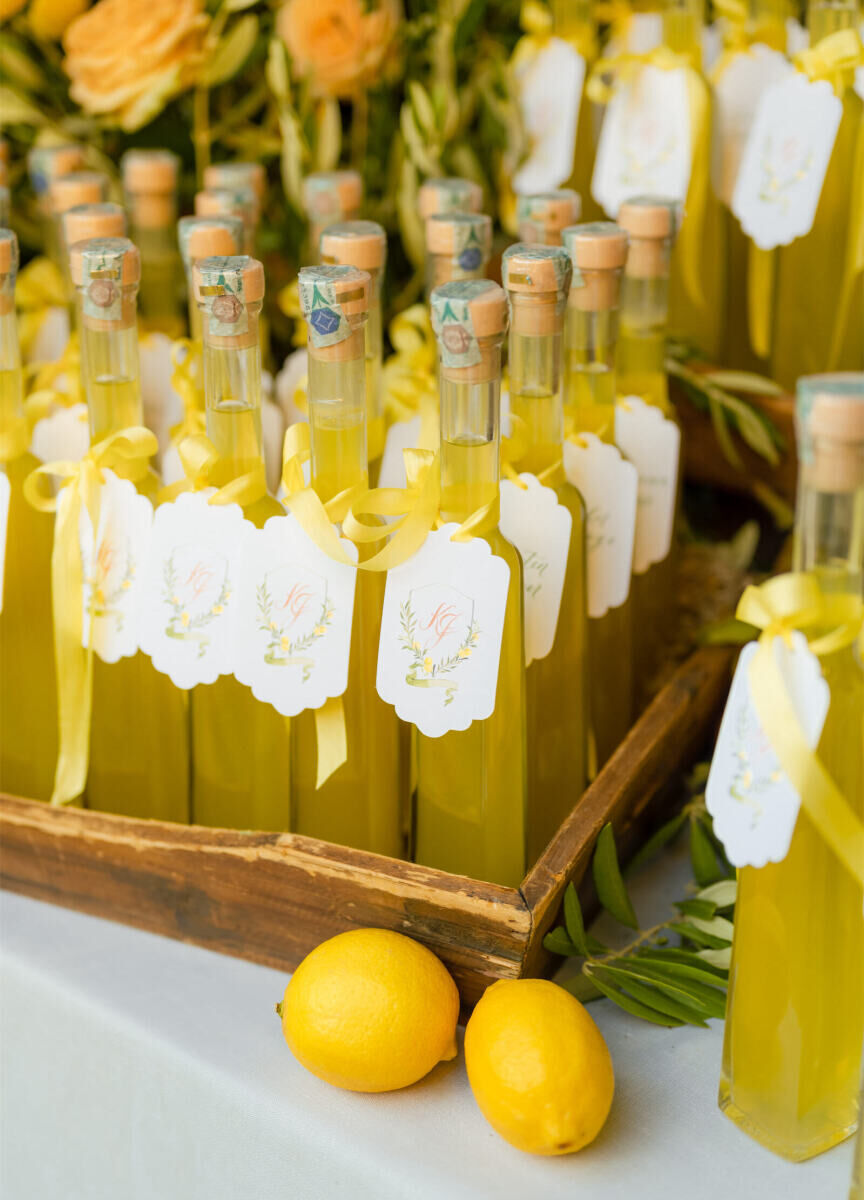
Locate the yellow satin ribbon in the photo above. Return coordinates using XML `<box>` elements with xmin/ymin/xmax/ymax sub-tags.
<box><xmin>167</xmin><ymin>338</ymin><xmax>206</xmax><ymax>449</ymax></box>
<box><xmin>161</xmin><ymin>432</ymin><xmax>269</xmax><ymax>510</ymax></box>
<box><xmin>736</xmin><ymin>572</ymin><xmax>864</xmax><ymax>890</ymax></box>
<box><xmin>500</xmin><ymin>412</ymin><xmax>566</xmax><ymax>490</ymax></box>
<box><xmin>23</xmin><ymin>427</ymin><xmax>159</xmax><ymax>806</ymax></box>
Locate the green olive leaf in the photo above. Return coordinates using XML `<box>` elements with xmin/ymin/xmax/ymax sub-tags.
<box><xmin>689</xmin><ymin>816</ymin><xmax>725</xmax><ymax>886</ymax></box>
<box><xmin>585</xmin><ymin>966</ymin><xmax>684</xmax><ymax>1027</ymax></box>
<box><xmin>202</xmin><ymin>15</ymin><xmax>259</xmax><ymax>88</ymax></box>
<box><xmin>593</xmin><ymin>824</ymin><xmax>639</xmax><ymax>929</ymax></box>
<box><xmin>563</xmin><ymin>882</ymin><xmax>590</xmax><ymax>957</ymax></box>
<box><xmin>542</xmin><ymin>927</ymin><xmax>581</xmax><ymax>957</ymax></box>
<box><xmin>695</xmin><ymin>880</ymin><xmax>738</xmax><ymax>909</ymax></box>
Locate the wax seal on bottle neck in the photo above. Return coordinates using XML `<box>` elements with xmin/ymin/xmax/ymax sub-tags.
<box><xmin>193</xmin><ymin>254</ymin><xmax>265</xmax><ymax>348</ymax></box>
<box><xmin>418</xmin><ymin>177</ymin><xmax>484</xmax><ymax>221</ymax></box>
<box><xmin>516</xmin><ymin>190</ymin><xmax>581</xmax><ymax>245</ymax></box>
<box><xmin>431</xmin><ymin>278</ymin><xmax>508</xmax><ymax>382</ymax></box>
<box><xmin>299</xmin><ymin>263</ymin><xmax>371</xmax><ymax>362</ymax></box>
<box><xmin>69</xmin><ymin>236</ymin><xmax>140</xmax><ymax>326</ymax></box>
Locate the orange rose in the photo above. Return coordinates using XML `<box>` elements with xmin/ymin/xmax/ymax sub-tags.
<box><xmin>63</xmin><ymin>0</ymin><xmax>208</xmax><ymax>131</ymax></box>
<box><xmin>277</xmin><ymin>0</ymin><xmax>399</xmax><ymax>98</ymax></box>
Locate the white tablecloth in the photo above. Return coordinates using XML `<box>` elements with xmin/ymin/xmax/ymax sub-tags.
<box><xmin>0</xmin><ymin>843</ymin><xmax>854</xmax><ymax>1200</ymax></box>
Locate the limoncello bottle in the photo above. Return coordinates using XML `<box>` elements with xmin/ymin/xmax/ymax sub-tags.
<box><xmin>27</xmin><ymin>144</ymin><xmax>84</xmax><ymax>264</ymax></box>
<box><xmin>301</xmin><ymin>171</ymin><xmax>363</xmax><ymax>266</ymax></box>
<box><xmin>418</xmin><ymin>177</ymin><xmax>483</xmax><ymax>224</ymax></box>
<box><xmin>178</xmin><ymin>216</ymin><xmax>245</xmax><ymax>343</ymax></box>
<box><xmin>195</xmin><ymin>187</ymin><xmax>259</xmax><ymax>257</ymax></box>
<box><xmin>414</xmin><ymin>279</ymin><xmax>527</xmax><ymax>887</ymax></box>
<box><xmin>121</xmin><ymin>150</ymin><xmax>184</xmax><ymax>337</ymax></box>
<box><xmin>293</xmin><ymin>264</ymin><xmax>403</xmax><ymax>856</ymax></box>
<box><xmin>60</xmin><ymin>203</ymin><xmax>126</xmax><ymax>314</ymax></box>
<box><xmin>0</xmin><ymin>229</ymin><xmax>58</xmax><ymax>800</ymax></box>
<box><xmin>190</xmin><ymin>255</ymin><xmax>293</xmax><ymax>830</ymax></box>
<box><xmin>562</xmin><ymin>221</ymin><xmax>633</xmax><ymax>769</ymax></box>
<box><xmin>424</xmin><ymin>212</ymin><xmax>492</xmax><ymax>300</ymax></box>
<box><xmin>502</xmin><ymin>244</ymin><xmax>588</xmax><ymax>864</ymax></box>
<box><xmin>748</xmin><ymin>0</ymin><xmax>790</xmax><ymax>49</ymax></box>
<box><xmin>203</xmin><ymin>162</ymin><xmax>267</xmax><ymax>236</ymax></box>
<box><xmin>516</xmin><ymin>190</ymin><xmax>581</xmax><ymax>247</ymax></box>
<box><xmin>320</xmin><ymin>221</ymin><xmax>388</xmax><ymax>485</ymax></box>
<box><xmin>720</xmin><ymin>373</ymin><xmax>864</xmax><ymax>1160</ymax></box>
<box><xmin>70</xmin><ymin>236</ymin><xmax>190</xmax><ymax>819</ymax></box>
<box><xmin>49</xmin><ymin>172</ymin><xmax>108</xmax><ymax>275</ymax></box>
<box><xmin>552</xmin><ymin>0</ymin><xmax>602</xmax><ymax>221</ymax></box>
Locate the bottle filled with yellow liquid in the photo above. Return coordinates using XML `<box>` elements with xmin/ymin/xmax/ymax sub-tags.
<box><xmin>562</xmin><ymin>222</ymin><xmax>633</xmax><ymax>770</ymax></box>
<box><xmin>61</xmin><ymin>203</ymin><xmax>127</xmax><ymax>328</ymax></box>
<box><xmin>27</xmin><ymin>144</ymin><xmax>85</xmax><ymax>266</ymax></box>
<box><xmin>502</xmin><ymin>244</ymin><xmax>588</xmax><ymax>864</ymax></box>
<box><xmin>414</xmin><ymin>279</ymin><xmax>527</xmax><ymax>887</ymax></box>
<box><xmin>49</xmin><ymin>171</ymin><xmax>109</xmax><ymax>294</ymax></box>
<box><xmin>195</xmin><ymin>187</ymin><xmax>259</xmax><ymax>257</ymax></box>
<box><xmin>0</xmin><ymin>229</ymin><xmax>59</xmax><ymax>800</ymax></box>
<box><xmin>516</xmin><ymin>190</ymin><xmax>581</xmax><ymax>248</ymax></box>
<box><xmin>719</xmin><ymin>373</ymin><xmax>864</xmax><ymax>1160</ymax></box>
<box><xmin>70</xmin><ymin>236</ymin><xmax>190</xmax><ymax>819</ymax></box>
<box><xmin>189</xmin><ymin>254</ymin><xmax>293</xmax><ymax>830</ymax></box>
<box><xmin>424</xmin><ymin>212</ymin><xmax>492</xmax><ymax>300</ymax></box>
<box><xmin>122</xmin><ymin>150</ymin><xmax>184</xmax><ymax>337</ymax></box>
<box><xmin>301</xmin><ymin>171</ymin><xmax>363</xmax><ymax>266</ymax></box>
<box><xmin>178</xmin><ymin>216</ymin><xmax>244</xmax><ymax>346</ymax></box>
<box><xmin>320</xmin><ymin>221</ymin><xmax>388</xmax><ymax>484</ymax></box>
<box><xmin>294</xmin><ymin>263</ymin><xmax>403</xmax><ymax>856</ymax></box>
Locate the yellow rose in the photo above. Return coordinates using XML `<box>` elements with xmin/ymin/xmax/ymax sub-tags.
<box><xmin>277</xmin><ymin>0</ymin><xmax>400</xmax><ymax>98</ymax></box>
<box><xmin>1</xmin><ymin>0</ymin><xmax>29</xmax><ymax>22</ymax></box>
<box><xmin>63</xmin><ymin>0</ymin><xmax>208</xmax><ymax>131</ymax></box>
<box><xmin>29</xmin><ymin>0</ymin><xmax>90</xmax><ymax>40</ymax></box>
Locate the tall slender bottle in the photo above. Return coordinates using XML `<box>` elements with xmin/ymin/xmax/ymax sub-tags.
<box><xmin>748</xmin><ymin>0</ymin><xmax>790</xmax><ymax>48</ymax></box>
<box><xmin>60</xmin><ymin>203</ymin><xmax>126</xmax><ymax>311</ymax></box>
<box><xmin>301</xmin><ymin>171</ymin><xmax>363</xmax><ymax>266</ymax></box>
<box><xmin>195</xmin><ymin>188</ymin><xmax>259</xmax><ymax>256</ymax></box>
<box><xmin>320</xmin><ymin>221</ymin><xmax>388</xmax><ymax>485</ymax></box>
<box><xmin>190</xmin><ymin>255</ymin><xmax>293</xmax><ymax>830</ymax></box>
<box><xmin>414</xmin><ymin>280</ymin><xmax>527</xmax><ymax>887</ymax></box>
<box><xmin>562</xmin><ymin>222</ymin><xmax>633</xmax><ymax>769</ymax></box>
<box><xmin>552</xmin><ymin>0</ymin><xmax>602</xmax><ymax>222</ymax></box>
<box><xmin>122</xmin><ymin>150</ymin><xmax>183</xmax><ymax>337</ymax></box>
<box><xmin>27</xmin><ymin>144</ymin><xmax>85</xmax><ymax>263</ymax></box>
<box><xmin>178</xmin><ymin>216</ymin><xmax>245</xmax><ymax>342</ymax></box>
<box><xmin>424</xmin><ymin>212</ymin><xmax>492</xmax><ymax>299</ymax></box>
<box><xmin>516</xmin><ymin>190</ymin><xmax>581</xmax><ymax>247</ymax></box>
<box><xmin>293</xmin><ymin>264</ymin><xmax>403</xmax><ymax>856</ymax></box>
<box><xmin>49</xmin><ymin>172</ymin><xmax>109</xmax><ymax>275</ymax></box>
<box><xmin>0</xmin><ymin>229</ymin><xmax>58</xmax><ymax>800</ymax></box>
<box><xmin>70</xmin><ymin>237</ymin><xmax>190</xmax><ymax>819</ymax></box>
<box><xmin>418</xmin><ymin>177</ymin><xmax>483</xmax><ymax>223</ymax></box>
<box><xmin>502</xmin><ymin>244</ymin><xmax>588</xmax><ymax>864</ymax></box>
<box><xmin>204</xmin><ymin>162</ymin><xmax>267</xmax><ymax>213</ymax></box>
<box><xmin>720</xmin><ymin>374</ymin><xmax>864</xmax><ymax>1160</ymax></box>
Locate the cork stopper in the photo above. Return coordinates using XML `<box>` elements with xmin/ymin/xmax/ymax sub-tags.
<box><xmin>178</xmin><ymin>215</ymin><xmax>244</xmax><ymax>270</ymax></box>
<box><xmin>563</xmin><ymin>222</ymin><xmax>628</xmax><ymax>312</ymax></box>
<box><xmin>797</xmin><ymin>373</ymin><xmax>864</xmax><ymax>492</ymax></box>
<box><xmin>69</xmin><ymin>236</ymin><xmax>141</xmax><ymax>286</ymax></box>
<box><xmin>27</xmin><ymin>144</ymin><xmax>85</xmax><ymax>195</ymax></box>
<box><xmin>62</xmin><ymin>202</ymin><xmax>127</xmax><ymax>246</ymax></box>
<box><xmin>299</xmin><ymin>263</ymin><xmax>371</xmax><ymax>362</ymax></box>
<box><xmin>0</xmin><ymin>228</ymin><xmax>18</xmax><ymax>313</ymax></box>
<box><xmin>204</xmin><ymin>161</ymin><xmax>267</xmax><ymax>203</ymax></box>
<box><xmin>516</xmin><ymin>190</ymin><xmax>581</xmax><ymax>245</ymax></box>
<box><xmin>121</xmin><ymin>149</ymin><xmax>179</xmax><ymax>194</ymax></box>
<box><xmin>502</xmin><ymin>243</ymin><xmax>572</xmax><ymax>336</ymax></box>
<box><xmin>431</xmin><ymin>279</ymin><xmax>507</xmax><ymax>382</ymax></box>
<box><xmin>618</xmin><ymin>196</ymin><xmax>679</xmax><ymax>278</ymax></box>
<box><xmin>302</xmin><ymin>170</ymin><xmax>363</xmax><ymax>220</ymax></box>
<box><xmin>193</xmin><ymin>255</ymin><xmax>265</xmax><ymax>349</ymax></box>
<box><xmin>320</xmin><ymin>220</ymin><xmax>387</xmax><ymax>272</ymax></box>
<box><xmin>50</xmin><ymin>171</ymin><xmax>109</xmax><ymax>215</ymax></box>
<box><xmin>418</xmin><ymin>177</ymin><xmax>483</xmax><ymax>220</ymax></box>
<box><xmin>195</xmin><ymin>187</ymin><xmax>257</xmax><ymax>224</ymax></box>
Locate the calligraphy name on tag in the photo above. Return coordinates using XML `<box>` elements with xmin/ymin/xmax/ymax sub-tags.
<box><xmin>499</xmin><ymin>475</ymin><xmax>572</xmax><ymax>666</ymax></box>
<box><xmin>563</xmin><ymin>434</ymin><xmax>637</xmax><ymax>618</ymax></box>
<box><xmin>137</xmin><ymin>490</ymin><xmax>248</xmax><ymax>688</ymax></box>
<box><xmin>513</xmin><ymin>37</ymin><xmax>585</xmax><ymax>194</ymax></box>
<box><xmin>706</xmin><ymin>635</ymin><xmax>830</xmax><ymax>868</ymax></box>
<box><xmin>0</xmin><ymin>471</ymin><xmax>10</xmax><ymax>614</ymax></box>
<box><xmin>377</xmin><ymin>415</ymin><xmax>423</xmax><ymax>491</ymax></box>
<box><xmin>77</xmin><ymin>469</ymin><xmax>153</xmax><ymax>664</ymax></box>
<box><xmin>615</xmin><ymin>397</ymin><xmax>680</xmax><ymax>575</ymax></box>
<box><xmin>30</xmin><ymin>403</ymin><xmax>90</xmax><ymax>467</ymax></box>
<box><xmin>711</xmin><ymin>48</ymin><xmax>793</xmax><ymax>207</ymax></box>
<box><xmin>592</xmin><ymin>65</ymin><xmax>692</xmax><ymax>218</ymax></box>
<box><xmin>232</xmin><ymin>513</ymin><xmax>357</xmax><ymax>716</ymax></box>
<box><xmin>732</xmin><ymin>74</ymin><xmax>842</xmax><ymax>250</ymax></box>
<box><xmin>377</xmin><ymin>525</ymin><xmax>510</xmax><ymax>737</ymax></box>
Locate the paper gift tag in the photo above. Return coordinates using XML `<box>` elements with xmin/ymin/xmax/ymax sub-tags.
<box><xmin>378</xmin><ymin>415</ymin><xmax>422</xmax><ymax>491</ymax></box>
<box><xmin>564</xmin><ymin>434</ymin><xmax>637</xmax><ymax>619</ymax></box>
<box><xmin>499</xmin><ymin>475</ymin><xmax>572</xmax><ymax>666</ymax></box>
<box><xmin>23</xmin><ymin>307</ymin><xmax>69</xmax><ymax>367</ymax></box>
<box><xmin>137</xmin><ymin>490</ymin><xmax>248</xmax><ymax>688</ymax></box>
<box><xmin>615</xmin><ymin>397</ymin><xmax>680</xmax><ymax>576</ymax></box>
<box><xmin>76</xmin><ymin>469</ymin><xmax>153</xmax><ymax>664</ymax></box>
<box><xmin>711</xmin><ymin>48</ymin><xmax>793</xmax><ymax>207</ymax></box>
<box><xmin>706</xmin><ymin>635</ymin><xmax>830</xmax><ymax>867</ymax></box>
<box><xmin>232</xmin><ymin>513</ymin><xmax>357</xmax><ymax>716</ymax></box>
<box><xmin>0</xmin><ymin>471</ymin><xmax>9</xmax><ymax>614</ymax></box>
<box><xmin>513</xmin><ymin>37</ymin><xmax>585</xmax><ymax>194</ymax></box>
<box><xmin>732</xmin><ymin>74</ymin><xmax>842</xmax><ymax>250</ymax></box>
<box><xmin>30</xmin><ymin>403</ymin><xmax>90</xmax><ymax>466</ymax></box>
<box><xmin>377</xmin><ymin>525</ymin><xmax>510</xmax><ymax>737</ymax></box>
<box><xmin>592</xmin><ymin>65</ymin><xmax>692</xmax><ymax>218</ymax></box>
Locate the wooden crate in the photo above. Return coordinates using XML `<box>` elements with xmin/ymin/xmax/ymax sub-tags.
<box><xmin>0</xmin><ymin>646</ymin><xmax>732</xmax><ymax>1008</ymax></box>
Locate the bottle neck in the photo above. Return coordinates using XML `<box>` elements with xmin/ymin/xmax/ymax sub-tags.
<box><xmin>793</xmin><ymin>471</ymin><xmax>864</xmax><ymax>598</ymax></box>
<box><xmin>619</xmin><ymin>260</ymin><xmax>670</xmax><ymax>407</ymax></box>
<box><xmin>77</xmin><ymin>301</ymin><xmax>143</xmax><ymax>441</ymax></box>
<box><xmin>663</xmin><ymin>0</ymin><xmax>704</xmax><ymax>65</ymax></box>
<box><xmin>749</xmin><ymin>0</ymin><xmax>790</xmax><ymax>50</ymax></box>
<box><xmin>508</xmin><ymin>326</ymin><xmax>564</xmax><ymax>474</ymax></box>
<box><xmin>439</xmin><ymin>346</ymin><xmax>502</xmax><ymax>525</ymax></box>
<box><xmin>202</xmin><ymin>321</ymin><xmax>266</xmax><ymax>484</ymax></box>
<box><xmin>425</xmin><ymin>252</ymin><xmax>488</xmax><ymax>301</ymax></box>
<box><xmin>808</xmin><ymin>0</ymin><xmax>858</xmax><ymax>41</ymax></box>
<box><xmin>564</xmin><ymin>296</ymin><xmax>619</xmax><ymax>443</ymax></box>
<box><xmin>307</xmin><ymin>333</ymin><xmax>369</xmax><ymax>504</ymax></box>
<box><xmin>552</xmin><ymin>0</ymin><xmax>594</xmax><ymax>48</ymax></box>
<box><xmin>0</xmin><ymin>305</ymin><xmax>23</xmax><ymax>424</ymax></box>
<box><xmin>366</xmin><ymin>272</ymin><xmax>384</xmax><ymax>428</ymax></box>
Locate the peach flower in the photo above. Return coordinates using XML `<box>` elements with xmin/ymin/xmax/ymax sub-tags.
<box><xmin>63</xmin><ymin>0</ymin><xmax>208</xmax><ymax>131</ymax></box>
<box><xmin>277</xmin><ymin>0</ymin><xmax>399</xmax><ymax>98</ymax></box>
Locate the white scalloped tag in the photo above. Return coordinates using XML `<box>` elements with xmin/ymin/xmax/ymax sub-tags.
<box><xmin>615</xmin><ymin>397</ymin><xmax>680</xmax><ymax>575</ymax></box>
<box><xmin>513</xmin><ymin>37</ymin><xmax>585</xmax><ymax>194</ymax></box>
<box><xmin>711</xmin><ymin>47</ymin><xmax>793</xmax><ymax>207</ymax></box>
<box><xmin>30</xmin><ymin>403</ymin><xmax>90</xmax><ymax>467</ymax></box>
<box><xmin>378</xmin><ymin>415</ymin><xmax>422</xmax><ymax>490</ymax></box>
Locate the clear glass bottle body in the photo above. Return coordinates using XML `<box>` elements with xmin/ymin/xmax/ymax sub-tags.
<box><xmin>414</xmin><ymin>345</ymin><xmax>528</xmax><ymax>887</ymax></box>
<box><xmin>132</xmin><ymin>219</ymin><xmax>184</xmax><ymax>337</ymax></box>
<box><xmin>366</xmin><ymin>267</ymin><xmax>385</xmax><ymax>484</ymax></box>
<box><xmin>662</xmin><ymin>0</ymin><xmax>704</xmax><ymax>64</ymax></box>
<box><xmin>509</xmin><ymin>323</ymin><xmax>588</xmax><ymax>863</ymax></box>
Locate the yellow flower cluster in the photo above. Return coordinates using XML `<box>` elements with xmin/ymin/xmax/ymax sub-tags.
<box><xmin>277</xmin><ymin>0</ymin><xmax>400</xmax><ymax>99</ymax></box>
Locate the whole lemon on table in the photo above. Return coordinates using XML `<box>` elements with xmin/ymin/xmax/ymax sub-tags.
<box><xmin>465</xmin><ymin>978</ymin><xmax>614</xmax><ymax>1155</ymax></box>
<box><xmin>280</xmin><ymin>928</ymin><xmax>460</xmax><ymax>1092</ymax></box>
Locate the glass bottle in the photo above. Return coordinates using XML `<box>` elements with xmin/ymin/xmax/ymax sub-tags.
<box><xmin>203</xmin><ymin>162</ymin><xmax>267</xmax><ymax>211</ymax></box>
<box><xmin>320</xmin><ymin>220</ymin><xmax>388</xmax><ymax>485</ymax></box>
<box><xmin>516</xmin><ymin>190</ymin><xmax>581</xmax><ymax>247</ymax></box>
<box><xmin>60</xmin><ymin>203</ymin><xmax>126</xmax><ymax>311</ymax></box>
<box><xmin>551</xmin><ymin>0</ymin><xmax>602</xmax><ymax>222</ymax></box>
<box><xmin>122</xmin><ymin>150</ymin><xmax>184</xmax><ymax>337</ymax></box>
<box><xmin>414</xmin><ymin>279</ymin><xmax>527</xmax><ymax>887</ymax></box>
<box><xmin>662</xmin><ymin>0</ymin><xmax>704</xmax><ymax>63</ymax></box>
<box><xmin>27</xmin><ymin>144</ymin><xmax>85</xmax><ymax>262</ymax></box>
<box><xmin>0</xmin><ymin>229</ymin><xmax>59</xmax><ymax>801</ymax></box>
<box><xmin>502</xmin><ymin>244</ymin><xmax>589</xmax><ymax>864</ymax></box>
<box><xmin>748</xmin><ymin>0</ymin><xmax>790</xmax><ymax>50</ymax></box>
<box><xmin>424</xmin><ymin>212</ymin><xmax>492</xmax><ymax>300</ymax></box>
<box><xmin>195</xmin><ymin>188</ymin><xmax>259</xmax><ymax>256</ymax></box>
<box><xmin>720</xmin><ymin>373</ymin><xmax>864</xmax><ymax>1160</ymax></box>
<box><xmin>293</xmin><ymin>264</ymin><xmax>403</xmax><ymax>856</ymax></box>
<box><xmin>68</xmin><ymin>237</ymin><xmax>190</xmax><ymax>818</ymax></box>
<box><xmin>562</xmin><ymin>221</ymin><xmax>633</xmax><ymax>770</ymax></box>
<box><xmin>301</xmin><ymin>171</ymin><xmax>363</xmax><ymax>266</ymax></box>
<box><xmin>190</xmin><ymin>255</ymin><xmax>293</xmax><ymax>830</ymax></box>
<box><xmin>418</xmin><ymin>177</ymin><xmax>483</xmax><ymax>223</ymax></box>
<box><xmin>48</xmin><ymin>172</ymin><xmax>109</xmax><ymax>275</ymax></box>
<box><xmin>178</xmin><ymin>216</ymin><xmax>244</xmax><ymax>342</ymax></box>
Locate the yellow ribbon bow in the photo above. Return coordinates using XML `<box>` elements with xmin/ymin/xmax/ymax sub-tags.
<box><xmin>24</xmin><ymin>427</ymin><xmax>159</xmax><ymax>807</ymax></box>
<box><xmin>160</xmin><ymin>431</ymin><xmax>270</xmax><ymax>510</ymax></box>
<box><xmin>167</xmin><ymin>339</ymin><xmax>206</xmax><ymax>448</ymax></box>
<box><xmin>736</xmin><ymin>572</ymin><xmax>864</xmax><ymax>890</ymax></box>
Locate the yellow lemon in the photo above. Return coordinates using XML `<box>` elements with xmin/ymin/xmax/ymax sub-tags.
<box><xmin>280</xmin><ymin>928</ymin><xmax>460</xmax><ymax>1093</ymax></box>
<box><xmin>464</xmin><ymin>978</ymin><xmax>614</xmax><ymax>1155</ymax></box>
